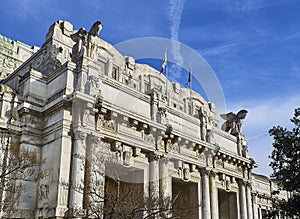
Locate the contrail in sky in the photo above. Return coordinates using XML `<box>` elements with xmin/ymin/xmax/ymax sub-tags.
<box><xmin>167</xmin><ymin>0</ymin><xmax>187</xmax><ymax>79</ymax></box>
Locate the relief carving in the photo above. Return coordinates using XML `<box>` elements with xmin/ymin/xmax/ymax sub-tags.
<box><xmin>58</xmin><ymin>181</ymin><xmax>68</xmax><ymax>205</ymax></box>
<box><xmin>206</xmin><ymin>151</ymin><xmax>214</xmax><ymax>167</ymax></box>
<box><xmin>215</xmin><ymin>158</ymin><xmax>224</xmax><ymax>168</ymax></box>
<box><xmin>144</xmin><ymin>133</ymin><xmax>155</xmax><ymax>145</ymax></box>
<box><xmin>123</xmin><ymin>150</ymin><xmax>132</xmax><ymax>166</ymax></box>
<box><xmin>104</xmin><ymin>119</ymin><xmax>116</xmax><ymax>131</ymax></box>
<box><xmin>111</xmin><ymin>141</ymin><xmax>122</xmax><ymax>154</ymax></box>
<box><xmin>82</xmin><ymin>108</ymin><xmax>90</xmax><ymax>127</ymax></box>
<box><xmin>96</xmin><ymin>114</ymin><xmax>104</xmax><ymax>131</ymax></box>
<box><xmin>156</xmin><ymin>136</ymin><xmax>164</xmax><ymax>151</ymax></box>
<box><xmin>39</xmin><ymin>184</ymin><xmax>49</xmax><ymax>199</ymax></box>
<box><xmin>87</xmin><ymin>75</ymin><xmax>101</xmax><ymax>96</ymax></box>
<box><xmin>183</xmin><ymin>167</ymin><xmax>190</xmax><ymax>181</ymax></box>
<box><xmin>170</xmin><ymin>141</ymin><xmax>178</xmax><ymax>153</ymax></box>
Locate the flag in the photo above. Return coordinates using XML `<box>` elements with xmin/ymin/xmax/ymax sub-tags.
<box><xmin>185</xmin><ymin>63</ymin><xmax>192</xmax><ymax>86</ymax></box>
<box><xmin>160</xmin><ymin>51</ymin><xmax>167</xmax><ymax>74</ymax></box>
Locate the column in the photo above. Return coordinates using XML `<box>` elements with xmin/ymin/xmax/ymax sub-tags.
<box><xmin>83</xmin><ymin>135</ymin><xmax>100</xmax><ymax>212</ymax></box>
<box><xmin>246</xmin><ymin>183</ymin><xmax>253</xmax><ymax>219</ymax></box>
<box><xmin>239</xmin><ymin>179</ymin><xmax>247</xmax><ymax>219</ymax></box>
<box><xmin>210</xmin><ymin>171</ymin><xmax>219</xmax><ymax>219</ymax></box>
<box><xmin>0</xmin><ymin>133</ymin><xmax>9</xmax><ymax>215</ymax></box>
<box><xmin>149</xmin><ymin>153</ymin><xmax>160</xmax><ymax>198</ymax></box>
<box><xmin>258</xmin><ymin>206</ymin><xmax>262</xmax><ymax>219</ymax></box>
<box><xmin>201</xmin><ymin>168</ymin><xmax>211</xmax><ymax>219</ymax></box>
<box><xmin>253</xmin><ymin>193</ymin><xmax>259</xmax><ymax>219</ymax></box>
<box><xmin>69</xmin><ymin>130</ymin><xmax>87</xmax><ymax>216</ymax></box>
<box><xmin>159</xmin><ymin>157</ymin><xmax>169</xmax><ymax>198</ymax></box>
<box><xmin>159</xmin><ymin>157</ymin><xmax>171</xmax><ymax>218</ymax></box>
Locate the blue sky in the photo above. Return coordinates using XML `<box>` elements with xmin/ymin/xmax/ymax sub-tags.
<box><xmin>1</xmin><ymin>0</ymin><xmax>300</xmax><ymax>176</ymax></box>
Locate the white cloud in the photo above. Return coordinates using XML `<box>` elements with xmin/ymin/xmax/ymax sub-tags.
<box><xmin>167</xmin><ymin>0</ymin><xmax>187</xmax><ymax>79</ymax></box>
<box><xmin>221</xmin><ymin>0</ymin><xmax>292</xmax><ymax>12</ymax></box>
<box><xmin>200</xmin><ymin>42</ymin><xmax>245</xmax><ymax>56</ymax></box>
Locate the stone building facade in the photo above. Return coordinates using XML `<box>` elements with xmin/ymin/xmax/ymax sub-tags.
<box><xmin>0</xmin><ymin>34</ymin><xmax>38</xmax><ymax>80</ymax></box>
<box><xmin>0</xmin><ymin>20</ymin><xmax>291</xmax><ymax>218</ymax></box>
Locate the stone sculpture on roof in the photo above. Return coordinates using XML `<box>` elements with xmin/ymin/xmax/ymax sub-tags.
<box><xmin>220</xmin><ymin>109</ymin><xmax>248</xmax><ymax>136</ymax></box>
<box><xmin>71</xmin><ymin>21</ymin><xmax>103</xmax><ymax>66</ymax></box>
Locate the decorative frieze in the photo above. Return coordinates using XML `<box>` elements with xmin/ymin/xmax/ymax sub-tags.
<box><xmin>123</xmin><ymin>149</ymin><xmax>132</xmax><ymax>166</ymax></box>
<box><xmin>144</xmin><ymin>133</ymin><xmax>155</xmax><ymax>145</ymax></box>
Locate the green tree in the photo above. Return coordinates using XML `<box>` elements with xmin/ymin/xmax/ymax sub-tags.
<box><xmin>269</xmin><ymin>108</ymin><xmax>300</xmax><ymax>217</ymax></box>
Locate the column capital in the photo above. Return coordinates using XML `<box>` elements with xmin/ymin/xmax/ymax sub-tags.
<box><xmin>149</xmin><ymin>153</ymin><xmax>160</xmax><ymax>162</ymax></box>
<box><xmin>209</xmin><ymin>170</ymin><xmax>217</xmax><ymax>178</ymax></box>
<box><xmin>238</xmin><ymin>178</ymin><xmax>248</xmax><ymax>186</ymax></box>
<box><xmin>201</xmin><ymin>167</ymin><xmax>211</xmax><ymax>177</ymax></box>
<box><xmin>74</xmin><ymin>130</ymin><xmax>87</xmax><ymax>143</ymax></box>
<box><xmin>160</xmin><ymin>156</ymin><xmax>169</xmax><ymax>164</ymax></box>
<box><xmin>89</xmin><ymin>134</ymin><xmax>100</xmax><ymax>145</ymax></box>
<box><xmin>246</xmin><ymin>181</ymin><xmax>253</xmax><ymax>188</ymax></box>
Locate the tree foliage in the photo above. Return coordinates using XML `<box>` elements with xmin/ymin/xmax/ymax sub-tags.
<box><xmin>269</xmin><ymin>108</ymin><xmax>300</xmax><ymax>217</ymax></box>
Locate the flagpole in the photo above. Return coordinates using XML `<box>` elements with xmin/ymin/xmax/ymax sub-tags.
<box><xmin>165</xmin><ymin>47</ymin><xmax>168</xmax><ymax>104</ymax></box>
<box><xmin>189</xmin><ymin>62</ymin><xmax>193</xmax><ymax>115</ymax></box>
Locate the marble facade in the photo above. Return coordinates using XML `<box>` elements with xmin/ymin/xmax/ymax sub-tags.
<box><xmin>0</xmin><ymin>21</ymin><xmax>291</xmax><ymax>218</ymax></box>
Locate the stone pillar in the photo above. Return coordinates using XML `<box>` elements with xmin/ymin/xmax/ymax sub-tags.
<box><xmin>210</xmin><ymin>171</ymin><xmax>219</xmax><ymax>219</ymax></box>
<box><xmin>0</xmin><ymin>133</ymin><xmax>9</xmax><ymax>214</ymax></box>
<box><xmin>246</xmin><ymin>183</ymin><xmax>253</xmax><ymax>219</ymax></box>
<box><xmin>159</xmin><ymin>157</ymin><xmax>169</xmax><ymax>198</ymax></box>
<box><xmin>258</xmin><ymin>206</ymin><xmax>262</xmax><ymax>219</ymax></box>
<box><xmin>69</xmin><ymin>130</ymin><xmax>87</xmax><ymax>216</ymax></box>
<box><xmin>201</xmin><ymin>168</ymin><xmax>211</xmax><ymax>219</ymax></box>
<box><xmin>160</xmin><ymin>157</ymin><xmax>171</xmax><ymax>218</ymax></box>
<box><xmin>92</xmin><ymin>139</ymin><xmax>106</xmax><ymax>219</ymax></box>
<box><xmin>253</xmin><ymin>193</ymin><xmax>259</xmax><ymax>219</ymax></box>
<box><xmin>83</xmin><ymin>135</ymin><xmax>100</xmax><ymax>212</ymax></box>
<box><xmin>149</xmin><ymin>153</ymin><xmax>160</xmax><ymax>198</ymax></box>
<box><xmin>239</xmin><ymin>179</ymin><xmax>247</xmax><ymax>219</ymax></box>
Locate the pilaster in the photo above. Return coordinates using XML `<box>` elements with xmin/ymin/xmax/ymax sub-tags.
<box><xmin>252</xmin><ymin>193</ymin><xmax>259</xmax><ymax>219</ymax></box>
<box><xmin>246</xmin><ymin>182</ymin><xmax>253</xmax><ymax>219</ymax></box>
<box><xmin>69</xmin><ymin>130</ymin><xmax>87</xmax><ymax>217</ymax></box>
<box><xmin>239</xmin><ymin>179</ymin><xmax>247</xmax><ymax>219</ymax></box>
<box><xmin>210</xmin><ymin>170</ymin><xmax>219</xmax><ymax>219</ymax></box>
<box><xmin>149</xmin><ymin>153</ymin><xmax>160</xmax><ymax>198</ymax></box>
<box><xmin>83</xmin><ymin>134</ymin><xmax>100</xmax><ymax>211</ymax></box>
<box><xmin>201</xmin><ymin>168</ymin><xmax>211</xmax><ymax>219</ymax></box>
<box><xmin>159</xmin><ymin>157</ymin><xmax>170</xmax><ymax>199</ymax></box>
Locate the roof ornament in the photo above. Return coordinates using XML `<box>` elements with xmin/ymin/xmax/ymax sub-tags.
<box><xmin>220</xmin><ymin>109</ymin><xmax>248</xmax><ymax>136</ymax></box>
<box><xmin>71</xmin><ymin>21</ymin><xmax>103</xmax><ymax>66</ymax></box>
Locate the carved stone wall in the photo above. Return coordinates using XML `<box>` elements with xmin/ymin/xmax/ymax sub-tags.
<box><xmin>0</xmin><ymin>34</ymin><xmax>38</xmax><ymax>80</ymax></box>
